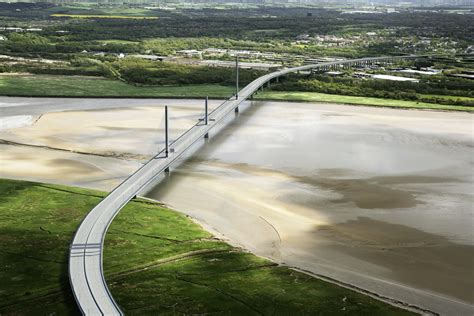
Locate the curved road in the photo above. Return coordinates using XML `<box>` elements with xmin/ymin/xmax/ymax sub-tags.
<box><xmin>69</xmin><ymin>56</ymin><xmax>415</xmax><ymax>315</ymax></box>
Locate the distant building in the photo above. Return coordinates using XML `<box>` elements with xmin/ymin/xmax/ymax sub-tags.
<box><xmin>372</xmin><ymin>74</ymin><xmax>419</xmax><ymax>83</ymax></box>
<box><xmin>200</xmin><ymin>60</ymin><xmax>280</xmax><ymax>71</ymax></box>
<box><xmin>396</xmin><ymin>69</ymin><xmax>440</xmax><ymax>76</ymax></box>
<box><xmin>203</xmin><ymin>48</ymin><xmax>227</xmax><ymax>56</ymax></box>
<box><xmin>353</xmin><ymin>72</ymin><xmax>372</xmax><ymax>78</ymax></box>
<box><xmin>448</xmin><ymin>71</ymin><xmax>474</xmax><ymax>80</ymax></box>
<box><xmin>176</xmin><ymin>50</ymin><xmax>202</xmax><ymax>59</ymax></box>
<box><xmin>3</xmin><ymin>27</ymin><xmax>22</xmax><ymax>32</ymax></box>
<box><xmin>325</xmin><ymin>71</ymin><xmax>343</xmax><ymax>77</ymax></box>
<box><xmin>129</xmin><ymin>54</ymin><xmax>168</xmax><ymax>61</ymax></box>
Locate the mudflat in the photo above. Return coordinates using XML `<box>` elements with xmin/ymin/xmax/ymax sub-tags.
<box><xmin>0</xmin><ymin>98</ymin><xmax>220</xmax><ymax>188</ymax></box>
<box><xmin>146</xmin><ymin>101</ymin><xmax>474</xmax><ymax>315</ymax></box>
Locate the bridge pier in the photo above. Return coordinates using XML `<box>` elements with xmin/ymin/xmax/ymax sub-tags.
<box><xmin>205</xmin><ymin>96</ymin><xmax>208</xmax><ymax>125</ymax></box>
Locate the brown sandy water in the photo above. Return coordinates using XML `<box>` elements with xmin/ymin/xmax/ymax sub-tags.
<box><xmin>146</xmin><ymin>101</ymin><xmax>474</xmax><ymax>315</ymax></box>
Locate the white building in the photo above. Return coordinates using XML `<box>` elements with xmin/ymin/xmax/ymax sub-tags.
<box><xmin>176</xmin><ymin>50</ymin><xmax>202</xmax><ymax>59</ymax></box>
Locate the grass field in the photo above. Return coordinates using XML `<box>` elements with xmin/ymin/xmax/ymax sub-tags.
<box><xmin>419</xmin><ymin>93</ymin><xmax>474</xmax><ymax>103</ymax></box>
<box><xmin>0</xmin><ymin>178</ymin><xmax>414</xmax><ymax>315</ymax></box>
<box><xmin>255</xmin><ymin>91</ymin><xmax>474</xmax><ymax>112</ymax></box>
<box><xmin>0</xmin><ymin>74</ymin><xmax>470</xmax><ymax>112</ymax></box>
<box><xmin>51</xmin><ymin>13</ymin><xmax>158</xmax><ymax>20</ymax></box>
<box><xmin>0</xmin><ymin>75</ymin><xmax>234</xmax><ymax>99</ymax></box>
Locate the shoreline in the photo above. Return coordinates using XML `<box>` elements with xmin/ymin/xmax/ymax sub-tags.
<box><xmin>0</xmin><ymin>94</ymin><xmax>471</xmax><ymax>113</ymax></box>
<box><xmin>0</xmin><ymin>178</ymin><xmax>419</xmax><ymax>315</ymax></box>
<box><xmin>148</xmin><ymin>197</ymin><xmax>435</xmax><ymax>316</ymax></box>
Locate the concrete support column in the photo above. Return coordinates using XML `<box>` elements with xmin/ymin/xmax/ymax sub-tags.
<box><xmin>204</xmin><ymin>96</ymin><xmax>208</xmax><ymax>126</ymax></box>
<box><xmin>164</xmin><ymin>105</ymin><xmax>169</xmax><ymax>158</ymax></box>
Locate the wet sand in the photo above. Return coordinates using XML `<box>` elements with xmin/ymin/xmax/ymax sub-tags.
<box><xmin>146</xmin><ymin>101</ymin><xmax>474</xmax><ymax>315</ymax></box>
<box><xmin>315</xmin><ymin>217</ymin><xmax>474</xmax><ymax>303</ymax></box>
<box><xmin>0</xmin><ymin>144</ymin><xmax>140</xmax><ymax>189</ymax></box>
<box><xmin>0</xmin><ymin>98</ymin><xmax>220</xmax><ymax>189</ymax></box>
<box><xmin>1</xmin><ymin>106</ymin><xmax>209</xmax><ymax>158</ymax></box>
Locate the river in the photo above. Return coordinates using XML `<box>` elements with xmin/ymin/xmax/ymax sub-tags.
<box><xmin>146</xmin><ymin>101</ymin><xmax>474</xmax><ymax>315</ymax></box>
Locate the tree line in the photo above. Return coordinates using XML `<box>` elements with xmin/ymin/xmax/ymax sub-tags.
<box><xmin>272</xmin><ymin>74</ymin><xmax>474</xmax><ymax>107</ymax></box>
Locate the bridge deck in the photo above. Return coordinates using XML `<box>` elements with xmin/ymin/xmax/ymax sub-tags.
<box><xmin>68</xmin><ymin>56</ymin><xmax>412</xmax><ymax>315</ymax></box>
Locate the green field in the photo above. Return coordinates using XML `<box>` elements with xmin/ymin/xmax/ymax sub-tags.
<box><xmin>0</xmin><ymin>178</ymin><xmax>414</xmax><ymax>315</ymax></box>
<box><xmin>255</xmin><ymin>91</ymin><xmax>474</xmax><ymax>112</ymax></box>
<box><xmin>0</xmin><ymin>75</ymin><xmax>234</xmax><ymax>99</ymax></box>
<box><xmin>51</xmin><ymin>13</ymin><xmax>159</xmax><ymax>20</ymax></box>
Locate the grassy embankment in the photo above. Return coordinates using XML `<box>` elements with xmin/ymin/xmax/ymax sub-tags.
<box><xmin>0</xmin><ymin>178</ymin><xmax>414</xmax><ymax>315</ymax></box>
<box><xmin>1</xmin><ymin>74</ymin><xmax>471</xmax><ymax>111</ymax></box>
<box><xmin>254</xmin><ymin>91</ymin><xmax>474</xmax><ymax>112</ymax></box>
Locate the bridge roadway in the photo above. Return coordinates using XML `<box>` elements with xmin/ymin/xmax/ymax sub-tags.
<box><xmin>69</xmin><ymin>55</ymin><xmax>415</xmax><ymax>315</ymax></box>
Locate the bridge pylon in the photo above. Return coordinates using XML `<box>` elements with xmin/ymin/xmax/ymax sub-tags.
<box><xmin>235</xmin><ymin>56</ymin><xmax>239</xmax><ymax>100</ymax></box>
<box><xmin>165</xmin><ymin>105</ymin><xmax>169</xmax><ymax>158</ymax></box>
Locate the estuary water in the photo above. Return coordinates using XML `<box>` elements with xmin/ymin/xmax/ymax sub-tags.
<box><xmin>1</xmin><ymin>97</ymin><xmax>472</xmax><ymax>314</ymax></box>
<box><xmin>146</xmin><ymin>101</ymin><xmax>474</xmax><ymax>315</ymax></box>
